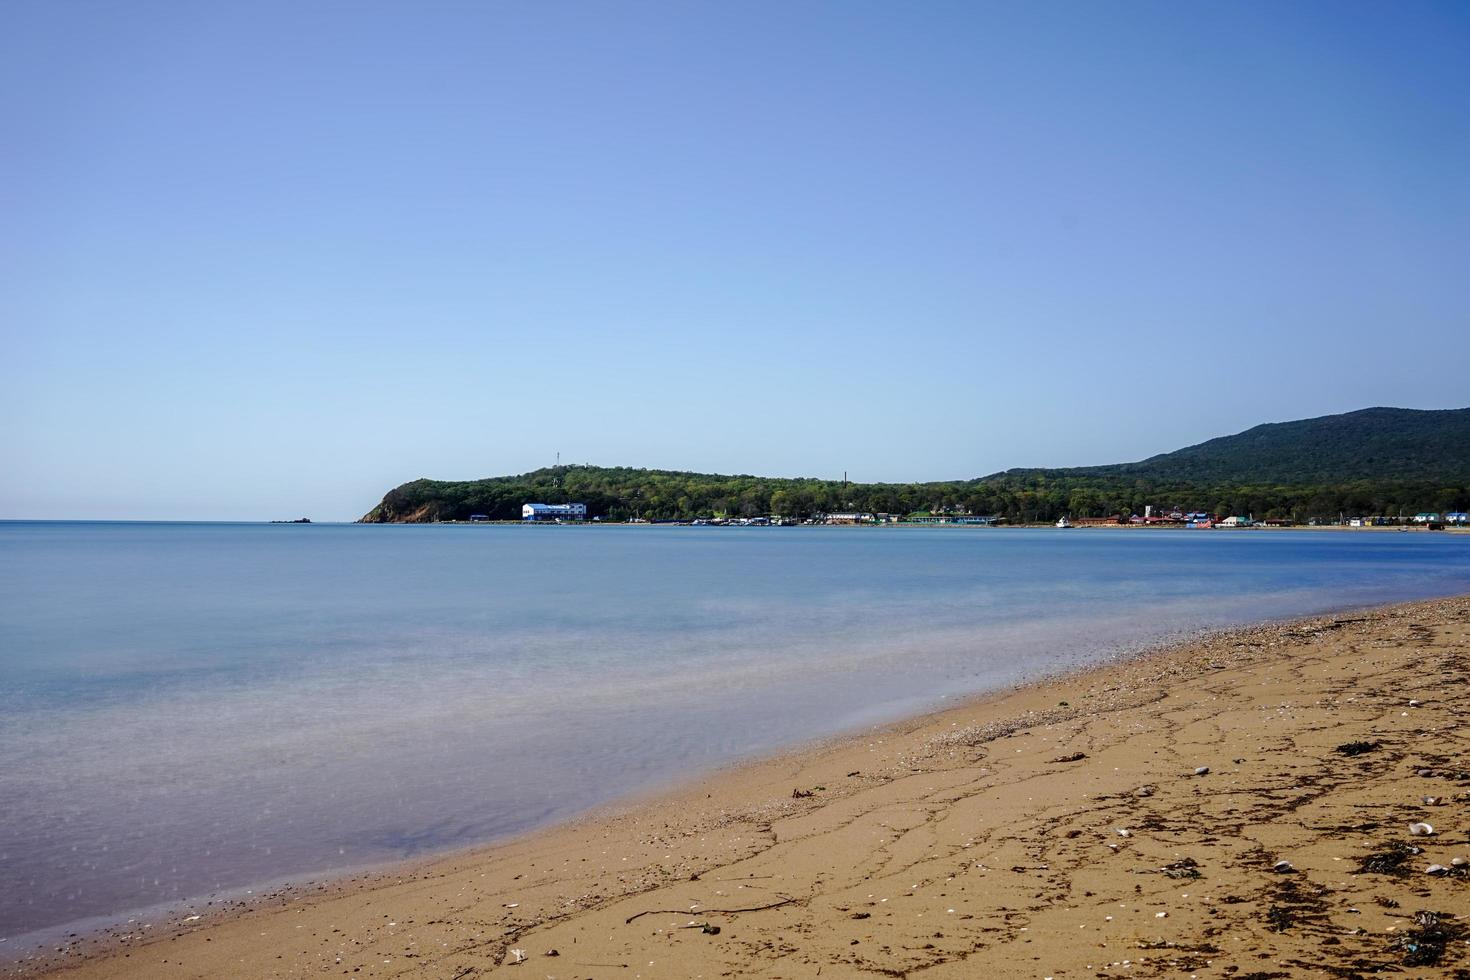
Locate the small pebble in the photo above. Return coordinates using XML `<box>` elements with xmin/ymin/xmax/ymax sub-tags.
<box><xmin>1193</xmin><ymin>766</ymin><xmax>1209</xmax><ymax>776</ymax></box>
<box><xmin>1116</xmin><ymin>828</ymin><xmax>1132</xmax><ymax>838</ymax></box>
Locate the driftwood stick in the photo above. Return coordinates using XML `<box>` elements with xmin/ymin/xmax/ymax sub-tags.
<box><xmin>624</xmin><ymin>897</ymin><xmax>796</xmax><ymax>924</ymax></box>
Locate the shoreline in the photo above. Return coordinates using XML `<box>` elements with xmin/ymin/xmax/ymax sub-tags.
<box><xmin>14</xmin><ymin>594</ymin><xmax>1470</xmax><ymax>978</ymax></box>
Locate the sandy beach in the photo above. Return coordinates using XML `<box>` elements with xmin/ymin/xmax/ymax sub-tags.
<box><xmin>19</xmin><ymin>595</ymin><xmax>1470</xmax><ymax>979</ymax></box>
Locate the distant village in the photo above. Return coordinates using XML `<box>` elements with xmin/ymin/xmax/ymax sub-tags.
<box><xmin>485</xmin><ymin>502</ymin><xmax>1469</xmax><ymax>529</ymax></box>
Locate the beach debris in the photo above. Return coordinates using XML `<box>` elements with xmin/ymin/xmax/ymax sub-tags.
<box><xmin>1161</xmin><ymin>858</ymin><xmax>1202</xmax><ymax>880</ymax></box>
<box><xmin>1356</xmin><ymin>841</ymin><xmax>1420</xmax><ymax>876</ymax></box>
<box><xmin>624</xmin><ymin>897</ymin><xmax>796</xmax><ymax>924</ymax></box>
<box><xmin>1408</xmin><ymin>699</ymin><xmax>1424</xmax><ymax>707</ymax></box>
<box><xmin>1336</xmin><ymin>740</ymin><xmax>1379</xmax><ymax>757</ymax></box>
<box><xmin>1425</xmin><ymin>864</ymin><xmax>1449</xmax><ymax>876</ymax></box>
<box><xmin>792</xmin><ymin>788</ymin><xmax>814</xmax><ymax>799</ymax></box>
<box><xmin>1390</xmin><ymin>909</ymin><xmax>1465</xmax><ymax>967</ymax></box>
<box><xmin>1266</xmin><ymin>905</ymin><xmax>1296</xmax><ymax>931</ymax></box>
<box><xmin>1154</xmin><ymin>911</ymin><xmax>1167</xmax><ymax>918</ymax></box>
<box><xmin>702</xmin><ymin>923</ymin><xmax>721</xmax><ymax>935</ymax></box>
<box><xmin>1422</xmin><ymin>795</ymin><xmax>1443</xmax><ymax>805</ymax></box>
<box><xmin>850</xmin><ymin>912</ymin><xmax>871</xmax><ymax>919</ymax></box>
<box><xmin>1193</xmin><ymin>766</ymin><xmax>1210</xmax><ymax>776</ymax></box>
<box><xmin>1050</xmin><ymin>752</ymin><xmax>1087</xmax><ymax>763</ymax></box>
<box><xmin>1272</xmin><ymin>860</ymin><xmax>1295</xmax><ymax>874</ymax></box>
<box><xmin>544</xmin><ymin>949</ymin><xmax>559</xmax><ymax>957</ymax></box>
<box><xmin>508</xmin><ymin>948</ymin><xmax>527</xmax><ymax>964</ymax></box>
<box><xmin>1133</xmin><ymin>785</ymin><xmax>1156</xmax><ymax>798</ymax></box>
<box><xmin>1452</xmin><ymin>857</ymin><xmax>1468</xmax><ymax>868</ymax></box>
<box><xmin>1418</xmin><ymin>768</ymin><xmax>1435</xmax><ymax>777</ymax></box>
<box><xmin>1408</xmin><ymin>821</ymin><xmax>1435</xmax><ymax>836</ymax></box>
<box><xmin>504</xmin><ymin>902</ymin><xmax>519</xmax><ymax>908</ymax></box>
<box><xmin>1115</xmin><ymin>828</ymin><xmax>1132</xmax><ymax>838</ymax></box>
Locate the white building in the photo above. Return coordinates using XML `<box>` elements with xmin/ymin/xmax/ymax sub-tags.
<box><xmin>522</xmin><ymin>502</ymin><xmax>588</xmax><ymax>522</ymax></box>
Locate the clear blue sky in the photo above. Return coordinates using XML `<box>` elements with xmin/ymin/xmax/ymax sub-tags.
<box><xmin>4</xmin><ymin>2</ymin><xmax>1467</xmax><ymax>520</ymax></box>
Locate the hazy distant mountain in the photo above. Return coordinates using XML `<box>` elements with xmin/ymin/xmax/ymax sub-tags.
<box><xmin>992</xmin><ymin>407</ymin><xmax>1470</xmax><ymax>485</ymax></box>
<box><xmin>362</xmin><ymin>407</ymin><xmax>1470</xmax><ymax>523</ymax></box>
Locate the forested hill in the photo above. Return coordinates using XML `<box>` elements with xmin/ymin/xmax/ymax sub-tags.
<box><xmin>360</xmin><ymin>407</ymin><xmax>1470</xmax><ymax>523</ymax></box>
<box><xmin>991</xmin><ymin>407</ymin><xmax>1470</xmax><ymax>485</ymax></box>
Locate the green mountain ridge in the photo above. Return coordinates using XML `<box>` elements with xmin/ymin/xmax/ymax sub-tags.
<box><xmin>992</xmin><ymin>407</ymin><xmax>1470</xmax><ymax>485</ymax></box>
<box><xmin>360</xmin><ymin>407</ymin><xmax>1470</xmax><ymax>523</ymax></box>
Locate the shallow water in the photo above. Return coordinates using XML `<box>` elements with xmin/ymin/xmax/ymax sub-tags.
<box><xmin>1</xmin><ymin>522</ymin><xmax>1466</xmax><ymax>942</ymax></box>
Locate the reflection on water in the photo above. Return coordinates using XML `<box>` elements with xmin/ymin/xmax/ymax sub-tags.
<box><xmin>1</xmin><ymin>522</ymin><xmax>1466</xmax><ymax>941</ymax></box>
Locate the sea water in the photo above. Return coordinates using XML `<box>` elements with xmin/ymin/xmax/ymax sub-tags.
<box><xmin>1</xmin><ymin>522</ymin><xmax>1466</xmax><ymax>945</ymax></box>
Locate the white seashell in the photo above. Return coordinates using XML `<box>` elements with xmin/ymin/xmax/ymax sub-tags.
<box><xmin>1272</xmin><ymin>860</ymin><xmax>1295</xmax><ymax>873</ymax></box>
<box><xmin>1193</xmin><ymin>766</ymin><xmax>1210</xmax><ymax>776</ymax></box>
<box><xmin>1408</xmin><ymin>822</ymin><xmax>1434</xmax><ymax>836</ymax></box>
<box><xmin>1408</xmin><ymin>699</ymin><xmax>1423</xmax><ymax>707</ymax></box>
<box><xmin>1155</xmin><ymin>911</ymin><xmax>1167</xmax><ymax>918</ymax></box>
<box><xmin>1134</xmin><ymin>785</ymin><xmax>1155</xmax><ymax>797</ymax></box>
<box><xmin>509</xmin><ymin>948</ymin><xmax>528</xmax><ymax>963</ymax></box>
<box><xmin>1116</xmin><ymin>828</ymin><xmax>1132</xmax><ymax>837</ymax></box>
<box><xmin>1452</xmin><ymin>857</ymin><xmax>1468</xmax><ymax>868</ymax></box>
<box><xmin>1425</xmin><ymin>864</ymin><xmax>1448</xmax><ymax>876</ymax></box>
<box><xmin>1422</xmin><ymin>796</ymin><xmax>1442</xmax><ymax>805</ymax></box>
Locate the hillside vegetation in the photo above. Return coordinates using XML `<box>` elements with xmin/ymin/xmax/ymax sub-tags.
<box><xmin>360</xmin><ymin>407</ymin><xmax>1470</xmax><ymax>523</ymax></box>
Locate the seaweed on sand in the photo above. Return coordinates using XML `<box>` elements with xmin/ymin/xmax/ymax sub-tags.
<box><xmin>1390</xmin><ymin>910</ymin><xmax>1464</xmax><ymax>967</ymax></box>
<box><xmin>1355</xmin><ymin>841</ymin><xmax>1419</xmax><ymax>877</ymax></box>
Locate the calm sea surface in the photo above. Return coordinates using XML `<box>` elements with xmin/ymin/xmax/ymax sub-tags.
<box><xmin>2</xmin><ymin>522</ymin><xmax>1467</xmax><ymax>943</ymax></box>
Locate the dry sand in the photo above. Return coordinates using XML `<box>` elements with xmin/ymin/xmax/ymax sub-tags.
<box><xmin>19</xmin><ymin>596</ymin><xmax>1470</xmax><ymax>979</ymax></box>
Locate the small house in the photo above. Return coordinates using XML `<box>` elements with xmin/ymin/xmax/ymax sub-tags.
<box><xmin>522</xmin><ymin>502</ymin><xmax>588</xmax><ymax>522</ymax></box>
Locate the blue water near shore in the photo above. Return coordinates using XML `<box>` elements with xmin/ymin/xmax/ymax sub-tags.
<box><xmin>1</xmin><ymin>522</ymin><xmax>1467</xmax><ymax>943</ymax></box>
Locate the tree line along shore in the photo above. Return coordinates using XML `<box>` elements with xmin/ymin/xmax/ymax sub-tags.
<box><xmin>358</xmin><ymin>408</ymin><xmax>1470</xmax><ymax>525</ymax></box>
<box><xmin>361</xmin><ymin>464</ymin><xmax>1470</xmax><ymax>527</ymax></box>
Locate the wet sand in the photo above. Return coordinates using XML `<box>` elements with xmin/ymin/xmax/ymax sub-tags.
<box><xmin>19</xmin><ymin>595</ymin><xmax>1470</xmax><ymax>979</ymax></box>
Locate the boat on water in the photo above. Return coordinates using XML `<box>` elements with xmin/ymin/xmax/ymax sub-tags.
<box><xmin>1055</xmin><ymin>516</ymin><xmax>1073</xmax><ymax>529</ymax></box>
